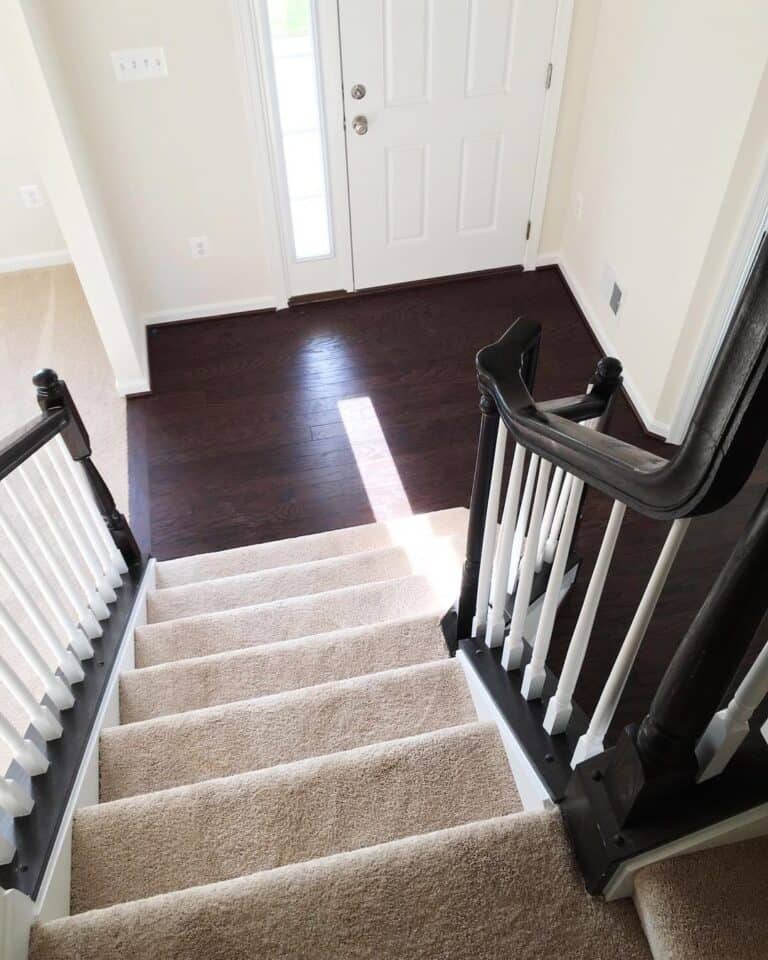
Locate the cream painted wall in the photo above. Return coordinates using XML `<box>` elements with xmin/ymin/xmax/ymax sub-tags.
<box><xmin>42</xmin><ymin>0</ymin><xmax>279</xmax><ymax>321</ymax></box>
<box><xmin>539</xmin><ymin>0</ymin><xmax>601</xmax><ymax>254</ymax></box>
<box><xmin>0</xmin><ymin>69</ymin><xmax>66</xmax><ymax>267</ymax></box>
<box><xmin>548</xmin><ymin>0</ymin><xmax>768</xmax><ymax>434</ymax></box>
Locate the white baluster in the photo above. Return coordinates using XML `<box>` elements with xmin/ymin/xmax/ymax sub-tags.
<box><xmin>502</xmin><ymin>458</ymin><xmax>553</xmax><ymax>670</ymax></box>
<box><xmin>543</xmin><ymin>474</ymin><xmax>573</xmax><ymax>565</ymax></box>
<box><xmin>0</xmin><ymin>502</ymin><xmax>93</xmax><ymax>663</ymax></box>
<box><xmin>54</xmin><ymin>436</ymin><xmax>128</xmax><ymax>575</ymax></box>
<box><xmin>0</xmin><ymin>598</ymin><xmax>74</xmax><ymax>711</ymax></box>
<box><xmin>46</xmin><ymin>442</ymin><xmax>122</xmax><ymax>588</ymax></box>
<box><xmin>4</xmin><ymin>478</ymin><xmax>102</xmax><ymax>642</ymax></box>
<box><xmin>17</xmin><ymin>464</ymin><xmax>110</xmax><ymax>622</ymax></box>
<box><xmin>472</xmin><ymin>423</ymin><xmax>508</xmax><ymax>637</ymax></box>
<box><xmin>536</xmin><ymin>467</ymin><xmax>564</xmax><ymax>571</ymax></box>
<box><xmin>485</xmin><ymin>446</ymin><xmax>527</xmax><ymax>647</ymax></box>
<box><xmin>522</xmin><ymin>477</ymin><xmax>585</xmax><ymax>700</ymax></box>
<box><xmin>0</xmin><ymin>548</ymin><xmax>84</xmax><ymax>686</ymax></box>
<box><xmin>0</xmin><ymin>653</ymin><xmax>62</xmax><ymax>740</ymax></box>
<box><xmin>0</xmin><ymin>711</ymin><xmax>48</xmax><ymax>775</ymax></box>
<box><xmin>506</xmin><ymin>454</ymin><xmax>539</xmax><ymax>594</ymax></box>
<box><xmin>34</xmin><ymin>453</ymin><xmax>117</xmax><ymax>605</ymax></box>
<box><xmin>543</xmin><ymin>500</ymin><xmax>627</xmax><ymax>735</ymax></box>
<box><xmin>0</xmin><ymin>777</ymin><xmax>34</xmax><ymax>818</ymax></box>
<box><xmin>571</xmin><ymin>518</ymin><xmax>690</xmax><ymax>765</ymax></box>
<box><xmin>697</xmin><ymin>637</ymin><xmax>768</xmax><ymax>781</ymax></box>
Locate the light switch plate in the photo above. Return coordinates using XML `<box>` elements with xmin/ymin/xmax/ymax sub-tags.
<box><xmin>111</xmin><ymin>47</ymin><xmax>167</xmax><ymax>82</ymax></box>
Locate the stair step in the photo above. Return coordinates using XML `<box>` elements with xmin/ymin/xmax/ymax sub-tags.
<box><xmin>634</xmin><ymin>836</ymin><xmax>767</xmax><ymax>960</ymax></box>
<box><xmin>31</xmin><ymin>812</ymin><xmax>650</xmax><ymax>960</ymax></box>
<box><xmin>120</xmin><ymin>612</ymin><xmax>448</xmax><ymax>723</ymax></box>
<box><xmin>101</xmin><ymin>659</ymin><xmax>475</xmax><ymax>801</ymax></box>
<box><xmin>155</xmin><ymin>507</ymin><xmax>468</xmax><ymax>589</ymax></box>
<box><xmin>146</xmin><ymin>534</ymin><xmax>464</xmax><ymax>624</ymax></box>
<box><xmin>76</xmin><ymin>722</ymin><xmax>517</xmax><ymax>912</ymax></box>
<box><xmin>134</xmin><ymin>573</ymin><xmax>455</xmax><ymax>668</ymax></box>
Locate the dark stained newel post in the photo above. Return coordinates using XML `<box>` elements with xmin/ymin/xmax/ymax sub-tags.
<box><xmin>452</xmin><ymin>390</ymin><xmax>500</xmax><ymax>651</ymax></box>
<box><xmin>603</xmin><ymin>483</ymin><xmax>768</xmax><ymax>826</ymax></box>
<box><xmin>34</xmin><ymin>368</ymin><xmax>142</xmax><ymax>567</ymax></box>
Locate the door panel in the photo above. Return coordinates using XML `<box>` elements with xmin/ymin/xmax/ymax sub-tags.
<box><xmin>339</xmin><ymin>0</ymin><xmax>557</xmax><ymax>289</ymax></box>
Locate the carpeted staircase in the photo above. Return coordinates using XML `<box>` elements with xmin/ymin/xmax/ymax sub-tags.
<box><xmin>26</xmin><ymin>508</ymin><xmax>755</xmax><ymax>959</ymax></box>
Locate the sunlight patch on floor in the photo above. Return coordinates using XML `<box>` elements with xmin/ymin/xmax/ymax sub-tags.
<box><xmin>337</xmin><ymin>397</ymin><xmax>460</xmax><ymax>603</ymax></box>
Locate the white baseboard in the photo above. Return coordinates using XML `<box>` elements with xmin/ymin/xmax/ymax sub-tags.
<box><xmin>535</xmin><ymin>251</ymin><xmax>562</xmax><ymax>268</ymax></box>
<box><xmin>143</xmin><ymin>295</ymin><xmax>279</xmax><ymax>326</ymax></box>
<box><xmin>116</xmin><ymin>376</ymin><xmax>151</xmax><ymax>397</ymax></box>
<box><xmin>0</xmin><ymin>250</ymin><xmax>71</xmax><ymax>274</ymax></box>
<box><xmin>552</xmin><ymin>255</ymin><xmax>671</xmax><ymax>439</ymax></box>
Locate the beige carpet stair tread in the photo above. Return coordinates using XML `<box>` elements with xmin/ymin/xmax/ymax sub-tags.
<box><xmin>155</xmin><ymin>507</ymin><xmax>468</xmax><ymax>589</ymax></box>
<box><xmin>102</xmin><ymin>658</ymin><xmax>475</xmax><ymax>801</ymax></box>
<box><xmin>32</xmin><ymin>811</ymin><xmax>650</xmax><ymax>960</ymax></box>
<box><xmin>120</xmin><ymin>613</ymin><xmax>448</xmax><ymax>723</ymax></box>
<box><xmin>76</xmin><ymin>721</ymin><xmax>518</xmax><ymax>912</ymax></box>
<box><xmin>634</xmin><ymin>836</ymin><xmax>768</xmax><ymax>960</ymax></box>
<box><xmin>134</xmin><ymin>573</ymin><xmax>453</xmax><ymax>668</ymax></box>
<box><xmin>147</xmin><ymin>534</ymin><xmax>463</xmax><ymax>624</ymax></box>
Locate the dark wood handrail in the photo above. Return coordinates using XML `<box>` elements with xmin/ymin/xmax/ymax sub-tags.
<box><xmin>0</xmin><ymin>409</ymin><xmax>70</xmax><ymax>484</ymax></box>
<box><xmin>475</xmin><ymin>233</ymin><xmax>768</xmax><ymax>520</ymax></box>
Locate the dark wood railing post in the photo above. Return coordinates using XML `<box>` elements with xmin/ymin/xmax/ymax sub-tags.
<box><xmin>451</xmin><ymin>390</ymin><xmax>500</xmax><ymax>652</ymax></box>
<box><xmin>33</xmin><ymin>368</ymin><xmax>142</xmax><ymax>567</ymax></box>
<box><xmin>603</xmin><ymin>483</ymin><xmax>768</xmax><ymax>826</ymax></box>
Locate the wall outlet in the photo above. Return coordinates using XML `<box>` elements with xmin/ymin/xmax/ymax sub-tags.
<box><xmin>18</xmin><ymin>184</ymin><xmax>44</xmax><ymax>209</ymax></box>
<box><xmin>111</xmin><ymin>47</ymin><xmax>167</xmax><ymax>82</ymax></box>
<box><xmin>188</xmin><ymin>236</ymin><xmax>210</xmax><ymax>258</ymax></box>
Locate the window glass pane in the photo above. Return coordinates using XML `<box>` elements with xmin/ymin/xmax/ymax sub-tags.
<box><xmin>267</xmin><ymin>0</ymin><xmax>332</xmax><ymax>261</ymax></box>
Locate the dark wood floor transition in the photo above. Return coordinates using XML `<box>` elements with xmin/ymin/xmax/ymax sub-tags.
<box><xmin>128</xmin><ymin>266</ymin><xmax>768</xmax><ymax>737</ymax></box>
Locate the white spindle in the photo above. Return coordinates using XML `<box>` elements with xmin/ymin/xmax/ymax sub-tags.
<box><xmin>4</xmin><ymin>478</ymin><xmax>102</xmax><ymax>642</ymax></box>
<box><xmin>502</xmin><ymin>458</ymin><xmax>553</xmax><ymax>670</ymax></box>
<box><xmin>0</xmin><ymin>777</ymin><xmax>34</xmax><ymax>818</ymax></box>
<box><xmin>0</xmin><ymin>711</ymin><xmax>48</xmax><ymax>776</ymax></box>
<box><xmin>536</xmin><ymin>467</ymin><xmax>564</xmax><ymax>571</ymax></box>
<box><xmin>17</xmin><ymin>464</ymin><xmax>111</xmax><ymax>622</ymax></box>
<box><xmin>506</xmin><ymin>454</ymin><xmax>539</xmax><ymax>594</ymax></box>
<box><xmin>543</xmin><ymin>500</ymin><xmax>627</xmax><ymax>735</ymax></box>
<box><xmin>34</xmin><ymin>453</ymin><xmax>118</xmax><ymax>604</ymax></box>
<box><xmin>696</xmin><ymin>637</ymin><xmax>768</xmax><ymax>781</ymax></box>
<box><xmin>521</xmin><ymin>477</ymin><xmax>586</xmax><ymax>700</ymax></box>
<box><xmin>46</xmin><ymin>443</ymin><xmax>122</xmax><ymax>588</ymax></box>
<box><xmin>571</xmin><ymin>518</ymin><xmax>690</xmax><ymax>766</ymax></box>
<box><xmin>0</xmin><ymin>598</ymin><xmax>74</xmax><ymax>711</ymax></box>
<box><xmin>472</xmin><ymin>423</ymin><xmax>508</xmax><ymax>637</ymax></box>
<box><xmin>0</xmin><ymin>502</ymin><xmax>93</xmax><ymax>663</ymax></box>
<box><xmin>543</xmin><ymin>474</ymin><xmax>574</xmax><ymax>566</ymax></box>
<box><xmin>0</xmin><ymin>652</ymin><xmax>63</xmax><ymax>740</ymax></box>
<box><xmin>54</xmin><ymin>436</ymin><xmax>128</xmax><ymax>574</ymax></box>
<box><xmin>485</xmin><ymin>446</ymin><xmax>527</xmax><ymax>647</ymax></box>
<box><xmin>0</xmin><ymin>549</ymin><xmax>84</xmax><ymax>686</ymax></box>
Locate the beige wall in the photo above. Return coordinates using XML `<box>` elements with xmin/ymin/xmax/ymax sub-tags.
<box><xmin>42</xmin><ymin>0</ymin><xmax>278</xmax><ymax>321</ymax></box>
<box><xmin>0</xmin><ymin>69</ymin><xmax>66</xmax><ymax>266</ymax></box>
<box><xmin>544</xmin><ymin>0</ymin><xmax>768</xmax><ymax>434</ymax></box>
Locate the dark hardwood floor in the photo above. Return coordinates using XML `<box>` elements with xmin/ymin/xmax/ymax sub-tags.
<box><xmin>128</xmin><ymin>265</ymin><xmax>768</xmax><ymax>736</ymax></box>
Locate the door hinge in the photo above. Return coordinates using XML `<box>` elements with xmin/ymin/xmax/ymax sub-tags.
<box><xmin>525</xmin><ymin>220</ymin><xmax>532</xmax><ymax>240</ymax></box>
<box><xmin>545</xmin><ymin>62</ymin><xmax>553</xmax><ymax>90</ymax></box>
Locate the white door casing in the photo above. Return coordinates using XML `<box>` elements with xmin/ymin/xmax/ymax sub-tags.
<box><xmin>338</xmin><ymin>0</ymin><xmax>559</xmax><ymax>289</ymax></box>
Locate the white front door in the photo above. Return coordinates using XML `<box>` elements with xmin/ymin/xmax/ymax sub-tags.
<box><xmin>338</xmin><ymin>0</ymin><xmax>557</xmax><ymax>289</ymax></box>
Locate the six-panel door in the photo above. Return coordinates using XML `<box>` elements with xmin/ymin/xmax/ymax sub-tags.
<box><xmin>338</xmin><ymin>0</ymin><xmax>558</xmax><ymax>289</ymax></box>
